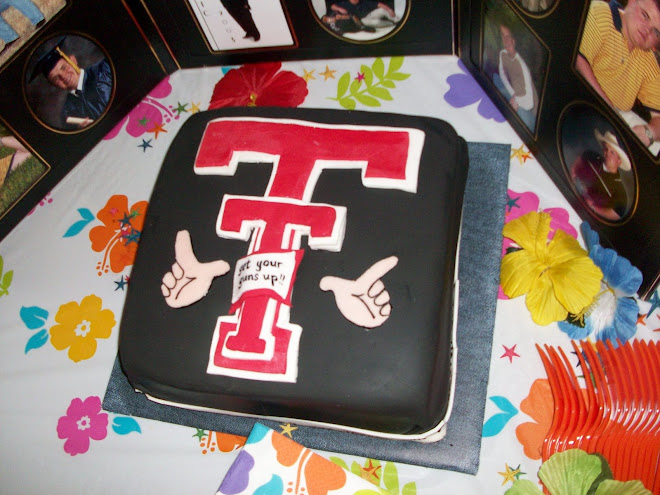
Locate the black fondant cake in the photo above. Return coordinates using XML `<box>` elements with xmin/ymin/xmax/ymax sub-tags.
<box><xmin>118</xmin><ymin>107</ymin><xmax>468</xmax><ymax>439</ymax></box>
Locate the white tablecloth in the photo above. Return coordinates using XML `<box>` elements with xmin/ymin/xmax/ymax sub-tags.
<box><xmin>1</xmin><ymin>54</ymin><xmax>657</xmax><ymax>494</ymax></box>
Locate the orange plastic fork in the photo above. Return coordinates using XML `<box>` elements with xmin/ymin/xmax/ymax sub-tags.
<box><xmin>536</xmin><ymin>344</ymin><xmax>566</xmax><ymax>462</ymax></box>
<box><xmin>578</xmin><ymin>341</ymin><xmax>615</xmax><ymax>457</ymax></box>
<box><xmin>536</xmin><ymin>340</ymin><xmax>660</xmax><ymax>492</ymax></box>
<box><xmin>626</xmin><ymin>340</ymin><xmax>658</xmax><ymax>487</ymax></box>
<box><xmin>551</xmin><ymin>345</ymin><xmax>588</xmax><ymax>451</ymax></box>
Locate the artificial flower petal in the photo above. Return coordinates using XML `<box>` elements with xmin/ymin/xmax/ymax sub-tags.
<box><xmin>548</xmin><ymin>255</ymin><xmax>603</xmax><ymax>315</ymax></box>
<box><xmin>590</xmin><ymin>245</ymin><xmax>642</xmax><ymax>296</ymax></box>
<box><xmin>593</xmin><ymin>479</ymin><xmax>652</xmax><ymax>495</ymax></box>
<box><xmin>558</xmin><ymin>222</ymin><xmax>641</xmax><ymax>344</ymax></box>
<box><xmin>502</xmin><ymin>210</ymin><xmax>551</xmax><ymax>255</ymax></box>
<box><xmin>545</xmin><ymin>229</ymin><xmax>592</xmax><ymax>265</ymax></box>
<box><xmin>558</xmin><ymin>317</ymin><xmax>591</xmax><ymax>340</ymax></box>
<box><xmin>597</xmin><ymin>296</ymin><xmax>639</xmax><ymax>343</ymax></box>
<box><xmin>501</xmin><ymin>249</ymin><xmax>545</xmax><ymax>298</ymax></box>
<box><xmin>505</xmin><ymin>479</ymin><xmax>543</xmax><ymax>495</ymax></box>
<box><xmin>526</xmin><ymin>272</ymin><xmax>570</xmax><ymax>325</ymax></box>
<box><xmin>500</xmin><ymin>212</ymin><xmax>603</xmax><ymax>325</ymax></box>
<box><xmin>538</xmin><ymin>449</ymin><xmax>603</xmax><ymax>495</ymax></box>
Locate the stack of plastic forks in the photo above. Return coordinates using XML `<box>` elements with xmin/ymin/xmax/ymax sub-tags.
<box><xmin>536</xmin><ymin>339</ymin><xmax>659</xmax><ymax>493</ymax></box>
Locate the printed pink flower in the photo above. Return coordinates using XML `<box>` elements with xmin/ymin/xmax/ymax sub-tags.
<box><xmin>499</xmin><ymin>190</ymin><xmax>578</xmax><ymax>299</ymax></box>
<box><xmin>57</xmin><ymin>396</ymin><xmax>108</xmax><ymax>456</ymax></box>
<box><xmin>104</xmin><ymin>77</ymin><xmax>174</xmax><ymax>140</ymax></box>
<box><xmin>209</xmin><ymin>62</ymin><xmax>308</xmax><ymax>109</ymax></box>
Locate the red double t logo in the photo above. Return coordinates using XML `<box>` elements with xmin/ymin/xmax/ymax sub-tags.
<box><xmin>194</xmin><ymin>117</ymin><xmax>423</xmax><ymax>382</ymax></box>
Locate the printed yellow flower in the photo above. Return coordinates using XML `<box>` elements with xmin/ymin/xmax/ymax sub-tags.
<box><xmin>50</xmin><ymin>295</ymin><xmax>116</xmax><ymax>362</ymax></box>
<box><xmin>500</xmin><ymin>211</ymin><xmax>602</xmax><ymax>326</ymax></box>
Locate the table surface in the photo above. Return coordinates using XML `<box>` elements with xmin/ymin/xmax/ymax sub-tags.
<box><xmin>1</xmin><ymin>54</ymin><xmax>657</xmax><ymax>494</ymax></box>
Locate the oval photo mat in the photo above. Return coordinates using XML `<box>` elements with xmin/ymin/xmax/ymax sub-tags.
<box><xmin>22</xmin><ymin>32</ymin><xmax>114</xmax><ymax>133</ymax></box>
<box><xmin>309</xmin><ymin>0</ymin><xmax>409</xmax><ymax>43</ymax></box>
<box><xmin>510</xmin><ymin>0</ymin><xmax>559</xmax><ymax>18</ymax></box>
<box><xmin>481</xmin><ymin>0</ymin><xmax>550</xmax><ymax>136</ymax></box>
<box><xmin>558</xmin><ymin>102</ymin><xmax>638</xmax><ymax>224</ymax></box>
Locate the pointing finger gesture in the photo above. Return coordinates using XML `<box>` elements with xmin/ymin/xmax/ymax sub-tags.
<box><xmin>320</xmin><ymin>256</ymin><xmax>398</xmax><ymax>328</ymax></box>
<box><xmin>161</xmin><ymin>230</ymin><xmax>230</xmax><ymax>308</ymax></box>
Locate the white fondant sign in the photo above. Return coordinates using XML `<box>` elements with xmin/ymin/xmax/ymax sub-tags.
<box><xmin>232</xmin><ymin>251</ymin><xmax>298</xmax><ymax>304</ymax></box>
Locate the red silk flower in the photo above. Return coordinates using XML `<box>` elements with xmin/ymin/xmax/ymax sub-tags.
<box><xmin>209</xmin><ymin>62</ymin><xmax>308</xmax><ymax>109</ymax></box>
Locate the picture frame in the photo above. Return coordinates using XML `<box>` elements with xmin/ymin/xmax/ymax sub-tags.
<box><xmin>459</xmin><ymin>0</ymin><xmax>660</xmax><ymax>298</ymax></box>
<box><xmin>0</xmin><ymin>0</ymin><xmax>657</xmax><ymax>298</ymax></box>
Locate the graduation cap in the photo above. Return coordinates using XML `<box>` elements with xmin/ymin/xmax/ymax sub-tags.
<box><xmin>30</xmin><ymin>36</ymin><xmax>81</xmax><ymax>82</ymax></box>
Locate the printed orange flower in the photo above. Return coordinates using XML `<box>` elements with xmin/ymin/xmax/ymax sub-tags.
<box><xmin>209</xmin><ymin>62</ymin><xmax>308</xmax><ymax>109</ymax></box>
<box><xmin>50</xmin><ymin>294</ymin><xmax>116</xmax><ymax>362</ymax></box>
<box><xmin>89</xmin><ymin>195</ymin><xmax>148</xmax><ymax>275</ymax></box>
<box><xmin>271</xmin><ymin>430</ymin><xmax>346</xmax><ymax>494</ymax></box>
<box><xmin>516</xmin><ymin>378</ymin><xmax>554</xmax><ymax>460</ymax></box>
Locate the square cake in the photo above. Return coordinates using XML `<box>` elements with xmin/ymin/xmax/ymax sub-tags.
<box><xmin>118</xmin><ymin>107</ymin><xmax>468</xmax><ymax>440</ymax></box>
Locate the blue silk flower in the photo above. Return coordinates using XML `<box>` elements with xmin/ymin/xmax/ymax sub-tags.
<box><xmin>558</xmin><ymin>223</ymin><xmax>642</xmax><ymax>344</ymax></box>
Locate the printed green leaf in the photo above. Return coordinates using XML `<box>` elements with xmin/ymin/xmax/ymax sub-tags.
<box><xmin>361</xmin><ymin>65</ymin><xmax>374</xmax><ymax>87</ymax></box>
<box><xmin>330</xmin><ymin>56</ymin><xmax>410</xmax><ymax>110</ymax></box>
<box><xmin>0</xmin><ymin>255</ymin><xmax>3</xmax><ymax>274</ymax></box>
<box><xmin>354</xmin><ymin>93</ymin><xmax>381</xmax><ymax>107</ymax></box>
<box><xmin>339</xmin><ymin>97</ymin><xmax>356</xmax><ymax>110</ymax></box>
<box><xmin>351</xmin><ymin>460</ymin><xmax>363</xmax><ymax>478</ymax></box>
<box><xmin>349</xmin><ymin>79</ymin><xmax>363</xmax><ymax>95</ymax></box>
<box><xmin>353</xmin><ymin>491</ymin><xmax>383</xmax><ymax>495</ymax></box>
<box><xmin>367</xmin><ymin>86</ymin><xmax>393</xmax><ymax>100</ymax></box>
<box><xmin>1</xmin><ymin>269</ymin><xmax>12</xmax><ymax>294</ymax></box>
<box><xmin>383</xmin><ymin>462</ymin><xmax>400</xmax><ymax>495</ymax></box>
<box><xmin>372</xmin><ymin>58</ymin><xmax>385</xmax><ymax>79</ymax></box>
<box><xmin>387</xmin><ymin>72</ymin><xmax>411</xmax><ymax>81</ymax></box>
<box><xmin>329</xmin><ymin>456</ymin><xmax>349</xmax><ymax>471</ymax></box>
<box><xmin>337</xmin><ymin>72</ymin><xmax>351</xmax><ymax>99</ymax></box>
<box><xmin>402</xmin><ymin>482</ymin><xmax>417</xmax><ymax>495</ymax></box>
<box><xmin>387</xmin><ymin>56</ymin><xmax>405</xmax><ymax>75</ymax></box>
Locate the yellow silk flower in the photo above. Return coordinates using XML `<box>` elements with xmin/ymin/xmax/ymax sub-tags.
<box><xmin>500</xmin><ymin>211</ymin><xmax>603</xmax><ymax>326</ymax></box>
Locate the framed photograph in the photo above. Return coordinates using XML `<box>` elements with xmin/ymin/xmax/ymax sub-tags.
<box><xmin>559</xmin><ymin>102</ymin><xmax>637</xmax><ymax>224</ymax></box>
<box><xmin>309</xmin><ymin>0</ymin><xmax>408</xmax><ymax>42</ymax></box>
<box><xmin>0</xmin><ymin>0</ymin><xmax>66</xmax><ymax>69</ymax></box>
<box><xmin>24</xmin><ymin>34</ymin><xmax>114</xmax><ymax>132</ymax></box>
<box><xmin>459</xmin><ymin>0</ymin><xmax>660</xmax><ymax>297</ymax></box>
<box><xmin>137</xmin><ymin>0</ymin><xmax>452</xmax><ymax>66</ymax></box>
<box><xmin>186</xmin><ymin>0</ymin><xmax>295</xmax><ymax>52</ymax></box>
<box><xmin>574</xmin><ymin>0</ymin><xmax>660</xmax><ymax>157</ymax></box>
<box><xmin>481</xmin><ymin>0</ymin><xmax>549</xmax><ymax>135</ymax></box>
<box><xmin>0</xmin><ymin>124</ymin><xmax>48</xmax><ymax>222</ymax></box>
<box><xmin>0</xmin><ymin>0</ymin><xmax>172</xmax><ymax>239</ymax></box>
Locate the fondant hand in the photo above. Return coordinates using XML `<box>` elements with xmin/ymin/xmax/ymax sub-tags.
<box><xmin>320</xmin><ymin>256</ymin><xmax>398</xmax><ymax>328</ymax></box>
<box><xmin>161</xmin><ymin>230</ymin><xmax>230</xmax><ymax>308</ymax></box>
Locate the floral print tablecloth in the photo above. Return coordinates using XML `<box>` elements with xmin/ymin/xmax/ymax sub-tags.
<box><xmin>0</xmin><ymin>55</ymin><xmax>658</xmax><ymax>494</ymax></box>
